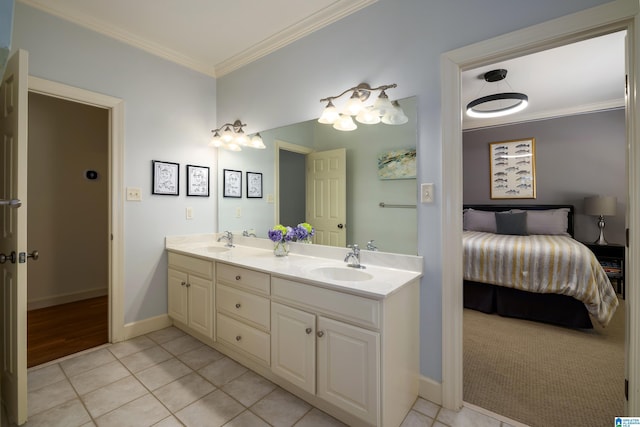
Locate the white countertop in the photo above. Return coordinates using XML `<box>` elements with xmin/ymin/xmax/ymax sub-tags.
<box><xmin>165</xmin><ymin>234</ymin><xmax>423</xmax><ymax>299</ymax></box>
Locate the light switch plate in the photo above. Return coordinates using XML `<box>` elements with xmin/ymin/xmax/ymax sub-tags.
<box><xmin>126</xmin><ymin>187</ymin><xmax>142</xmax><ymax>201</ymax></box>
<box><xmin>421</xmin><ymin>183</ymin><xmax>434</xmax><ymax>203</ymax></box>
<box><xmin>186</xmin><ymin>207</ymin><xmax>193</xmax><ymax>220</ymax></box>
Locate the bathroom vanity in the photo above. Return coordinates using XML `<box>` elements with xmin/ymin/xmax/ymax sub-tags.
<box><xmin>165</xmin><ymin>234</ymin><xmax>422</xmax><ymax>427</ymax></box>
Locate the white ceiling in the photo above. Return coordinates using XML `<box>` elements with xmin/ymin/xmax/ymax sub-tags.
<box><xmin>18</xmin><ymin>1</ymin><xmax>626</xmax><ymax>127</ymax></box>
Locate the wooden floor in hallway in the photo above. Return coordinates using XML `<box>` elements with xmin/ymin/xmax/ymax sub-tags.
<box><xmin>27</xmin><ymin>296</ymin><xmax>108</xmax><ymax>367</ymax></box>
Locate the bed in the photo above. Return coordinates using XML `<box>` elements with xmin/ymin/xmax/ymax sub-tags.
<box><xmin>463</xmin><ymin>204</ymin><xmax>619</xmax><ymax>328</ymax></box>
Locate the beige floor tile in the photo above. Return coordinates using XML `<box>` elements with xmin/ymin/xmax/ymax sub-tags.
<box><xmin>27</xmin><ymin>379</ymin><xmax>77</xmax><ymax>417</ymax></box>
<box><xmin>401</xmin><ymin>410</ymin><xmax>435</xmax><ymax>427</ymax></box>
<box><xmin>178</xmin><ymin>344</ymin><xmax>225</xmax><ymax>370</ymax></box>
<box><xmin>60</xmin><ymin>348</ymin><xmax>116</xmax><ymax>377</ymax></box>
<box><xmin>160</xmin><ymin>334</ymin><xmax>204</xmax><ymax>356</ymax></box>
<box><xmin>221</xmin><ymin>371</ymin><xmax>276</xmax><ymax>407</ymax></box>
<box><xmin>223</xmin><ymin>410</ymin><xmax>270</xmax><ymax>427</ymax></box>
<box><xmin>94</xmin><ymin>394</ymin><xmax>170</xmax><ymax>427</ymax></box>
<box><xmin>119</xmin><ymin>345</ymin><xmax>173</xmax><ymax>373</ymax></box>
<box><xmin>413</xmin><ymin>397</ymin><xmax>440</xmax><ymax>419</ymax></box>
<box><xmin>152</xmin><ymin>416</ymin><xmax>184</xmax><ymax>427</ymax></box>
<box><xmin>153</xmin><ymin>371</ymin><xmax>216</xmax><ymax>413</ymax></box>
<box><xmin>108</xmin><ymin>335</ymin><xmax>156</xmax><ymax>359</ymax></box>
<box><xmin>175</xmin><ymin>389</ymin><xmax>244</xmax><ymax>427</ymax></box>
<box><xmin>23</xmin><ymin>398</ymin><xmax>91</xmax><ymax>427</ymax></box>
<box><xmin>146</xmin><ymin>327</ymin><xmax>186</xmax><ymax>344</ymax></box>
<box><xmin>69</xmin><ymin>360</ymin><xmax>130</xmax><ymax>395</ymax></box>
<box><xmin>28</xmin><ymin>364</ymin><xmax>66</xmax><ymax>392</ymax></box>
<box><xmin>437</xmin><ymin>406</ymin><xmax>502</xmax><ymax>427</ymax></box>
<box><xmin>251</xmin><ymin>388</ymin><xmax>311</xmax><ymax>427</ymax></box>
<box><xmin>198</xmin><ymin>357</ymin><xmax>248</xmax><ymax>387</ymax></box>
<box><xmin>135</xmin><ymin>357</ymin><xmax>192</xmax><ymax>391</ymax></box>
<box><xmin>81</xmin><ymin>375</ymin><xmax>148</xmax><ymax>418</ymax></box>
<box><xmin>294</xmin><ymin>408</ymin><xmax>347</xmax><ymax>426</ymax></box>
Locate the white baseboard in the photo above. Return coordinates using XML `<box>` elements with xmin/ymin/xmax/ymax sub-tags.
<box><xmin>419</xmin><ymin>375</ymin><xmax>442</xmax><ymax>405</ymax></box>
<box><xmin>122</xmin><ymin>314</ymin><xmax>172</xmax><ymax>341</ymax></box>
<box><xmin>27</xmin><ymin>288</ymin><xmax>108</xmax><ymax>311</ymax></box>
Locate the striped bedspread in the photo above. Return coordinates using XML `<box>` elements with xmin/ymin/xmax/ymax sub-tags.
<box><xmin>463</xmin><ymin>231</ymin><xmax>619</xmax><ymax>327</ymax></box>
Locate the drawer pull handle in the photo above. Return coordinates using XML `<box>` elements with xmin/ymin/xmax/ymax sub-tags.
<box><xmin>235</xmin><ymin>275</ymin><xmax>241</xmax><ymax>281</ymax></box>
<box><xmin>317</xmin><ymin>331</ymin><xmax>325</xmax><ymax>338</ymax></box>
<box><xmin>235</xmin><ymin>335</ymin><xmax>242</xmax><ymax>341</ymax></box>
<box><xmin>235</xmin><ymin>303</ymin><xmax>241</xmax><ymax>309</ymax></box>
<box><xmin>305</xmin><ymin>327</ymin><xmax>312</xmax><ymax>334</ymax></box>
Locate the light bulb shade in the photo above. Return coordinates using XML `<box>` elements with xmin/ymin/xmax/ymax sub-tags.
<box><xmin>318</xmin><ymin>102</ymin><xmax>339</xmax><ymax>124</ymax></box>
<box><xmin>584</xmin><ymin>195</ymin><xmax>617</xmax><ymax>216</ymax></box>
<box><xmin>333</xmin><ymin>114</ymin><xmax>357</xmax><ymax>131</ymax></box>
<box><xmin>250</xmin><ymin>133</ymin><xmax>266</xmax><ymax>149</ymax></box>
<box><xmin>225</xmin><ymin>142</ymin><xmax>242</xmax><ymax>151</ymax></box>
<box><xmin>381</xmin><ymin>102</ymin><xmax>408</xmax><ymax>125</ymax></box>
<box><xmin>221</xmin><ymin>126</ymin><xmax>235</xmax><ymax>142</ymax></box>
<box><xmin>466</xmin><ymin>93</ymin><xmax>528</xmax><ymax>118</ymax></box>
<box><xmin>235</xmin><ymin>131</ymin><xmax>249</xmax><ymax>146</ymax></box>
<box><xmin>356</xmin><ymin>106</ymin><xmax>381</xmax><ymax>124</ymax></box>
<box><xmin>210</xmin><ymin>131</ymin><xmax>223</xmax><ymax>147</ymax></box>
<box><xmin>344</xmin><ymin>93</ymin><xmax>365</xmax><ymax>116</ymax></box>
<box><xmin>373</xmin><ymin>91</ymin><xmax>394</xmax><ymax>116</ymax></box>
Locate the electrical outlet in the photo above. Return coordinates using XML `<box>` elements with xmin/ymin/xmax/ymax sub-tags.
<box><xmin>236</xmin><ymin>207</ymin><xmax>241</xmax><ymax>218</ymax></box>
<box><xmin>126</xmin><ymin>187</ymin><xmax>142</xmax><ymax>201</ymax></box>
<box><xmin>266</xmin><ymin>194</ymin><xmax>274</xmax><ymax>204</ymax></box>
<box><xmin>421</xmin><ymin>183</ymin><xmax>434</xmax><ymax>203</ymax></box>
<box><xmin>186</xmin><ymin>207</ymin><xmax>193</xmax><ymax>220</ymax></box>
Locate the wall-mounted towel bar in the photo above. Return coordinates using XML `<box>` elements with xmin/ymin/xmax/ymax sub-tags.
<box><xmin>379</xmin><ymin>202</ymin><xmax>416</xmax><ymax>209</ymax></box>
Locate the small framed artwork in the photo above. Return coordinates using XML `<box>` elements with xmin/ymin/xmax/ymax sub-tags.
<box><xmin>246</xmin><ymin>172</ymin><xmax>263</xmax><ymax>198</ymax></box>
<box><xmin>489</xmin><ymin>138</ymin><xmax>536</xmax><ymax>199</ymax></box>
<box><xmin>223</xmin><ymin>169</ymin><xmax>242</xmax><ymax>198</ymax></box>
<box><xmin>187</xmin><ymin>165</ymin><xmax>210</xmax><ymax>197</ymax></box>
<box><xmin>152</xmin><ymin>160</ymin><xmax>179</xmax><ymax>196</ymax></box>
<box><xmin>377</xmin><ymin>148</ymin><xmax>416</xmax><ymax>180</ymax></box>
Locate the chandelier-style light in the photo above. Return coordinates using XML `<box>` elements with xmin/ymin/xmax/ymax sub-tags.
<box><xmin>210</xmin><ymin>120</ymin><xmax>266</xmax><ymax>151</ymax></box>
<box><xmin>466</xmin><ymin>69</ymin><xmax>528</xmax><ymax>118</ymax></box>
<box><xmin>318</xmin><ymin>83</ymin><xmax>408</xmax><ymax>131</ymax></box>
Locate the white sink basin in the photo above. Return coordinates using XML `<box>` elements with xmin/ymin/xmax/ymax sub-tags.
<box><xmin>205</xmin><ymin>246</ymin><xmax>231</xmax><ymax>253</ymax></box>
<box><xmin>310</xmin><ymin>266</ymin><xmax>373</xmax><ymax>282</ymax></box>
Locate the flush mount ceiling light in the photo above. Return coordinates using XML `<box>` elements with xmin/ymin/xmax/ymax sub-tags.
<box><xmin>318</xmin><ymin>83</ymin><xmax>408</xmax><ymax>131</ymax></box>
<box><xmin>466</xmin><ymin>69</ymin><xmax>528</xmax><ymax>118</ymax></box>
<box><xmin>210</xmin><ymin>119</ymin><xmax>265</xmax><ymax>151</ymax></box>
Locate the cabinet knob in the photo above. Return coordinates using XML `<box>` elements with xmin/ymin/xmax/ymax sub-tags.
<box><xmin>317</xmin><ymin>331</ymin><xmax>325</xmax><ymax>338</ymax></box>
<box><xmin>181</xmin><ymin>281</ymin><xmax>186</xmax><ymax>287</ymax></box>
<box><xmin>186</xmin><ymin>283</ymin><xmax>191</xmax><ymax>288</ymax></box>
<box><xmin>235</xmin><ymin>335</ymin><xmax>242</xmax><ymax>341</ymax></box>
<box><xmin>235</xmin><ymin>303</ymin><xmax>241</xmax><ymax>309</ymax></box>
<box><xmin>235</xmin><ymin>275</ymin><xmax>241</xmax><ymax>281</ymax></box>
<box><xmin>305</xmin><ymin>327</ymin><xmax>312</xmax><ymax>334</ymax></box>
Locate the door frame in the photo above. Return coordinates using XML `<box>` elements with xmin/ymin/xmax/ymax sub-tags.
<box><xmin>440</xmin><ymin>0</ymin><xmax>640</xmax><ymax>413</ymax></box>
<box><xmin>28</xmin><ymin>77</ymin><xmax>125</xmax><ymax>342</ymax></box>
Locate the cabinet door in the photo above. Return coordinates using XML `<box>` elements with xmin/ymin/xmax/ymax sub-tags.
<box><xmin>271</xmin><ymin>302</ymin><xmax>316</xmax><ymax>394</ymax></box>
<box><xmin>317</xmin><ymin>316</ymin><xmax>380</xmax><ymax>425</ymax></box>
<box><xmin>168</xmin><ymin>269</ymin><xmax>188</xmax><ymax>325</ymax></box>
<box><xmin>188</xmin><ymin>275</ymin><xmax>213</xmax><ymax>338</ymax></box>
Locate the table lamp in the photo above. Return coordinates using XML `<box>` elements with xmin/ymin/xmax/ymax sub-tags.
<box><xmin>584</xmin><ymin>195</ymin><xmax>617</xmax><ymax>245</ymax></box>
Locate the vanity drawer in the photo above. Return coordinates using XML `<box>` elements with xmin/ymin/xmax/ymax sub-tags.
<box><xmin>217</xmin><ymin>313</ymin><xmax>270</xmax><ymax>366</ymax></box>
<box><xmin>217</xmin><ymin>284</ymin><xmax>270</xmax><ymax>331</ymax></box>
<box><xmin>217</xmin><ymin>263</ymin><xmax>270</xmax><ymax>295</ymax></box>
<box><xmin>271</xmin><ymin>277</ymin><xmax>380</xmax><ymax>330</ymax></box>
<box><xmin>168</xmin><ymin>252</ymin><xmax>213</xmax><ymax>280</ymax></box>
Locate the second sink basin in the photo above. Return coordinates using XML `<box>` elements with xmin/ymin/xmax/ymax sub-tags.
<box><xmin>205</xmin><ymin>246</ymin><xmax>231</xmax><ymax>253</ymax></box>
<box><xmin>310</xmin><ymin>266</ymin><xmax>373</xmax><ymax>282</ymax></box>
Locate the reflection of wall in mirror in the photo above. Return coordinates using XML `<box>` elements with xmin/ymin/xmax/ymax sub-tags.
<box><xmin>218</xmin><ymin>97</ymin><xmax>418</xmax><ymax>255</ymax></box>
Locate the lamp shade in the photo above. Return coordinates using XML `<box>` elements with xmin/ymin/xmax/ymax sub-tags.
<box><xmin>584</xmin><ymin>195</ymin><xmax>617</xmax><ymax>216</ymax></box>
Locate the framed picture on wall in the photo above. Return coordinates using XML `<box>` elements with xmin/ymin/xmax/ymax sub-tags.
<box><xmin>246</xmin><ymin>172</ymin><xmax>263</xmax><ymax>198</ymax></box>
<box><xmin>223</xmin><ymin>169</ymin><xmax>242</xmax><ymax>198</ymax></box>
<box><xmin>187</xmin><ymin>165</ymin><xmax>209</xmax><ymax>197</ymax></box>
<box><xmin>489</xmin><ymin>138</ymin><xmax>536</xmax><ymax>199</ymax></box>
<box><xmin>152</xmin><ymin>160</ymin><xmax>179</xmax><ymax>195</ymax></box>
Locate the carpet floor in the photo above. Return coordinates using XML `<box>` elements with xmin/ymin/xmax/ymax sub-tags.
<box><xmin>463</xmin><ymin>298</ymin><xmax>625</xmax><ymax>427</ymax></box>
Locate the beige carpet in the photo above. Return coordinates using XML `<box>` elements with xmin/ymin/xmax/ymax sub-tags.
<box><xmin>464</xmin><ymin>299</ymin><xmax>625</xmax><ymax>427</ymax></box>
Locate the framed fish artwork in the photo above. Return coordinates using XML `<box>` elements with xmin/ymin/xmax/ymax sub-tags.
<box><xmin>489</xmin><ymin>138</ymin><xmax>536</xmax><ymax>199</ymax></box>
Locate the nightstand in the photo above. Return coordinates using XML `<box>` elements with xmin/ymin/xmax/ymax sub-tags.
<box><xmin>583</xmin><ymin>242</ymin><xmax>625</xmax><ymax>299</ymax></box>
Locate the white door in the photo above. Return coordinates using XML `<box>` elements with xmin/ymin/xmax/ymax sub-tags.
<box><xmin>306</xmin><ymin>148</ymin><xmax>346</xmax><ymax>247</ymax></box>
<box><xmin>167</xmin><ymin>269</ymin><xmax>188</xmax><ymax>325</ymax></box>
<box><xmin>0</xmin><ymin>49</ymin><xmax>29</xmax><ymax>425</ymax></box>
<box><xmin>187</xmin><ymin>275</ymin><xmax>212</xmax><ymax>338</ymax></box>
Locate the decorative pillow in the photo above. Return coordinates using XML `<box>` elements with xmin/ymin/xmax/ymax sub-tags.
<box><xmin>495</xmin><ymin>212</ymin><xmax>528</xmax><ymax>235</ymax></box>
<box><xmin>525</xmin><ymin>208</ymin><xmax>570</xmax><ymax>236</ymax></box>
<box><xmin>463</xmin><ymin>209</ymin><xmax>497</xmax><ymax>233</ymax></box>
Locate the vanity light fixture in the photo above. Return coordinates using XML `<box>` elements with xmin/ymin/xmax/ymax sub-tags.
<box><xmin>318</xmin><ymin>83</ymin><xmax>407</xmax><ymax>131</ymax></box>
<box><xmin>210</xmin><ymin>120</ymin><xmax>266</xmax><ymax>151</ymax></box>
<box><xmin>466</xmin><ymin>69</ymin><xmax>528</xmax><ymax>118</ymax></box>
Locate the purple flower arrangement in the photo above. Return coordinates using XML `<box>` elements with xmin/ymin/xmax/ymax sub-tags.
<box><xmin>268</xmin><ymin>223</ymin><xmax>315</xmax><ymax>243</ymax></box>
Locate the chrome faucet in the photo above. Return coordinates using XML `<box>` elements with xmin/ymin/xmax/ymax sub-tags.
<box><xmin>217</xmin><ymin>231</ymin><xmax>234</xmax><ymax>247</ymax></box>
<box><xmin>242</xmin><ymin>230</ymin><xmax>257</xmax><ymax>237</ymax></box>
<box><xmin>366</xmin><ymin>240</ymin><xmax>378</xmax><ymax>251</ymax></box>
<box><xmin>344</xmin><ymin>244</ymin><xmax>365</xmax><ymax>269</ymax></box>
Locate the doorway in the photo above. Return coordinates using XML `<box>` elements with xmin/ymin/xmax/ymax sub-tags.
<box><xmin>26</xmin><ymin>91</ymin><xmax>109</xmax><ymax>367</ymax></box>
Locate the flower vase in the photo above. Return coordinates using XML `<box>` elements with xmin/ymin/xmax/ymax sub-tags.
<box><xmin>273</xmin><ymin>241</ymin><xmax>289</xmax><ymax>257</ymax></box>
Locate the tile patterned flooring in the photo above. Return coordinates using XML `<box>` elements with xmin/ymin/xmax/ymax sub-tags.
<box><xmin>9</xmin><ymin>327</ymin><xmax>523</xmax><ymax>427</ymax></box>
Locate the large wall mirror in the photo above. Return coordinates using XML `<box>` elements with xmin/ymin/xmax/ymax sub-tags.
<box><xmin>218</xmin><ymin>96</ymin><xmax>417</xmax><ymax>255</ymax></box>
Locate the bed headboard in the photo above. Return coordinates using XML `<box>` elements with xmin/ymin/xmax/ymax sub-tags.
<box><xmin>463</xmin><ymin>204</ymin><xmax>575</xmax><ymax>237</ymax></box>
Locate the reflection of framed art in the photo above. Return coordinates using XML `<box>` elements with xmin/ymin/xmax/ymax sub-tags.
<box><xmin>489</xmin><ymin>138</ymin><xmax>536</xmax><ymax>199</ymax></box>
<box><xmin>152</xmin><ymin>160</ymin><xmax>179</xmax><ymax>195</ymax></box>
<box><xmin>246</xmin><ymin>172</ymin><xmax>263</xmax><ymax>198</ymax></box>
<box><xmin>223</xmin><ymin>169</ymin><xmax>242</xmax><ymax>198</ymax></box>
<box><xmin>377</xmin><ymin>148</ymin><xmax>416</xmax><ymax>180</ymax></box>
<box><xmin>187</xmin><ymin>165</ymin><xmax>209</xmax><ymax>197</ymax></box>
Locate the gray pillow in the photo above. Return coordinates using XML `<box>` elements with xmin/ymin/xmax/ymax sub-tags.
<box><xmin>495</xmin><ymin>212</ymin><xmax>528</xmax><ymax>235</ymax></box>
<box><xmin>463</xmin><ymin>209</ymin><xmax>497</xmax><ymax>233</ymax></box>
<box><xmin>526</xmin><ymin>208</ymin><xmax>570</xmax><ymax>236</ymax></box>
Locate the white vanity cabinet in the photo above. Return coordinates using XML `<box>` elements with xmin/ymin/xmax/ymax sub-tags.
<box><xmin>215</xmin><ymin>263</ymin><xmax>271</xmax><ymax>366</ymax></box>
<box><xmin>167</xmin><ymin>252</ymin><xmax>214</xmax><ymax>340</ymax></box>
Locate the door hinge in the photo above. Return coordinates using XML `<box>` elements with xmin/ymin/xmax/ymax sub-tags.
<box><xmin>625</xmin><ymin>379</ymin><xmax>629</xmax><ymax>400</ymax></box>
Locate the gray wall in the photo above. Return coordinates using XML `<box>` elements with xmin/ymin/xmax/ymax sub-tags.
<box><xmin>279</xmin><ymin>150</ymin><xmax>306</xmax><ymax>226</ymax></box>
<box><xmin>463</xmin><ymin>109</ymin><xmax>626</xmax><ymax>244</ymax></box>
